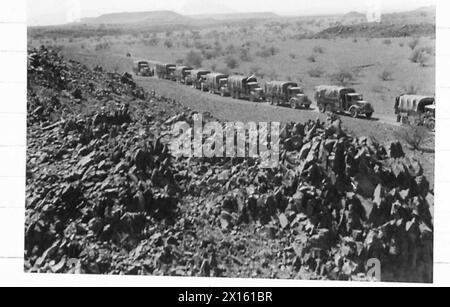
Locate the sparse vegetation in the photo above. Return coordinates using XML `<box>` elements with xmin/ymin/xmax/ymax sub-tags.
<box><xmin>409</xmin><ymin>38</ymin><xmax>420</xmax><ymax>50</ymax></box>
<box><xmin>308</xmin><ymin>67</ymin><xmax>325</xmax><ymax>78</ymax></box>
<box><xmin>403</xmin><ymin>84</ymin><xmax>421</xmax><ymax>95</ymax></box>
<box><xmin>379</xmin><ymin>70</ymin><xmax>393</xmax><ymax>81</ymax></box>
<box><xmin>330</xmin><ymin>68</ymin><xmax>355</xmax><ymax>85</ymax></box>
<box><xmin>184</xmin><ymin>50</ymin><xmax>203</xmax><ymax>68</ymax></box>
<box><xmin>307</xmin><ymin>55</ymin><xmax>316</xmax><ymax>63</ymax></box>
<box><xmin>395</xmin><ymin>125</ymin><xmax>429</xmax><ymax>151</ymax></box>
<box><xmin>224</xmin><ymin>55</ymin><xmax>239</xmax><ymax>69</ymax></box>
<box><xmin>164</xmin><ymin>39</ymin><xmax>174</xmax><ymax>48</ymax></box>
<box><xmin>313</xmin><ymin>46</ymin><xmax>324</xmax><ymax>54</ymax></box>
<box><xmin>256</xmin><ymin>46</ymin><xmax>279</xmax><ymax>58</ymax></box>
<box><xmin>410</xmin><ymin>47</ymin><xmax>432</xmax><ymax>66</ymax></box>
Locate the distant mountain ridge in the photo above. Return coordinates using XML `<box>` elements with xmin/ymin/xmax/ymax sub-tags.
<box><xmin>80</xmin><ymin>11</ymin><xmax>193</xmax><ymax>25</ymax></box>
<box><xmin>189</xmin><ymin>12</ymin><xmax>280</xmax><ymax>20</ymax></box>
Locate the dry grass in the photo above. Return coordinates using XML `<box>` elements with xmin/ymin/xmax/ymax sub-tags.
<box><xmin>33</xmin><ymin>22</ymin><xmax>435</xmax><ymax>117</ymax></box>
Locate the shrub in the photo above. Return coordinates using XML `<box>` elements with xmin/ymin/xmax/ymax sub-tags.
<box><xmin>148</xmin><ymin>37</ymin><xmax>159</xmax><ymax>46</ymax></box>
<box><xmin>307</xmin><ymin>55</ymin><xmax>316</xmax><ymax>63</ymax></box>
<box><xmin>185</xmin><ymin>50</ymin><xmax>203</xmax><ymax>68</ymax></box>
<box><xmin>164</xmin><ymin>39</ymin><xmax>174</xmax><ymax>48</ymax></box>
<box><xmin>224</xmin><ymin>55</ymin><xmax>239</xmax><ymax>69</ymax></box>
<box><xmin>395</xmin><ymin>125</ymin><xmax>428</xmax><ymax>151</ymax></box>
<box><xmin>308</xmin><ymin>67</ymin><xmax>325</xmax><ymax>78</ymax></box>
<box><xmin>410</xmin><ymin>48</ymin><xmax>431</xmax><ymax>66</ymax></box>
<box><xmin>313</xmin><ymin>46</ymin><xmax>324</xmax><ymax>54</ymax></box>
<box><xmin>379</xmin><ymin>70</ymin><xmax>393</xmax><ymax>81</ymax></box>
<box><xmin>330</xmin><ymin>68</ymin><xmax>355</xmax><ymax>85</ymax></box>
<box><xmin>408</xmin><ymin>38</ymin><xmax>420</xmax><ymax>50</ymax></box>
<box><xmin>256</xmin><ymin>46</ymin><xmax>279</xmax><ymax>58</ymax></box>
<box><xmin>403</xmin><ymin>84</ymin><xmax>420</xmax><ymax>95</ymax></box>
<box><xmin>239</xmin><ymin>48</ymin><xmax>252</xmax><ymax>62</ymax></box>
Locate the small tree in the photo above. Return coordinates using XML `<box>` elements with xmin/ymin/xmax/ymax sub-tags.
<box><xmin>185</xmin><ymin>50</ymin><xmax>203</xmax><ymax>68</ymax></box>
<box><xmin>330</xmin><ymin>68</ymin><xmax>355</xmax><ymax>85</ymax></box>
<box><xmin>314</xmin><ymin>46</ymin><xmax>324</xmax><ymax>54</ymax></box>
<box><xmin>307</xmin><ymin>55</ymin><xmax>316</xmax><ymax>63</ymax></box>
<box><xmin>308</xmin><ymin>67</ymin><xmax>325</xmax><ymax>78</ymax></box>
<box><xmin>379</xmin><ymin>70</ymin><xmax>393</xmax><ymax>81</ymax></box>
<box><xmin>164</xmin><ymin>39</ymin><xmax>174</xmax><ymax>48</ymax></box>
<box><xmin>403</xmin><ymin>84</ymin><xmax>420</xmax><ymax>95</ymax></box>
<box><xmin>410</xmin><ymin>48</ymin><xmax>431</xmax><ymax>67</ymax></box>
<box><xmin>395</xmin><ymin>125</ymin><xmax>428</xmax><ymax>151</ymax></box>
<box><xmin>408</xmin><ymin>38</ymin><xmax>420</xmax><ymax>50</ymax></box>
<box><xmin>224</xmin><ymin>55</ymin><xmax>239</xmax><ymax>69</ymax></box>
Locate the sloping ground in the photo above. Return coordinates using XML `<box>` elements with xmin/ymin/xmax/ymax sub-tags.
<box><xmin>314</xmin><ymin>23</ymin><xmax>435</xmax><ymax>39</ymax></box>
<box><xmin>26</xmin><ymin>48</ymin><xmax>433</xmax><ymax>282</ymax></box>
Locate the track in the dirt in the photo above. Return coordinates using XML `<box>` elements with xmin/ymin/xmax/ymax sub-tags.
<box><xmin>135</xmin><ymin>76</ymin><xmax>403</xmax><ymax>141</ymax></box>
<box><xmin>136</xmin><ymin>76</ymin><xmax>398</xmax><ymax>124</ymax></box>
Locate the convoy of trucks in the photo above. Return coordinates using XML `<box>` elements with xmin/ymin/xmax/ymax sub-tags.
<box><xmin>133</xmin><ymin>58</ymin><xmax>435</xmax><ymax>128</ymax></box>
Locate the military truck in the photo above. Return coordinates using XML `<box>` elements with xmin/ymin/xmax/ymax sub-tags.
<box><xmin>202</xmin><ymin>73</ymin><xmax>229</xmax><ymax>95</ymax></box>
<box><xmin>227</xmin><ymin>75</ymin><xmax>264</xmax><ymax>102</ymax></box>
<box><xmin>133</xmin><ymin>60</ymin><xmax>153</xmax><ymax>77</ymax></box>
<box><xmin>395</xmin><ymin>95</ymin><xmax>435</xmax><ymax>131</ymax></box>
<box><xmin>175</xmin><ymin>66</ymin><xmax>193</xmax><ymax>84</ymax></box>
<box><xmin>265</xmin><ymin>81</ymin><xmax>311</xmax><ymax>109</ymax></box>
<box><xmin>155</xmin><ymin>63</ymin><xmax>176</xmax><ymax>80</ymax></box>
<box><xmin>315</xmin><ymin>86</ymin><xmax>374</xmax><ymax>119</ymax></box>
<box><xmin>187</xmin><ymin>69</ymin><xmax>211</xmax><ymax>89</ymax></box>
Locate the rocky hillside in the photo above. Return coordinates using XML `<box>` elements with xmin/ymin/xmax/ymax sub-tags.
<box><xmin>26</xmin><ymin>47</ymin><xmax>433</xmax><ymax>282</ymax></box>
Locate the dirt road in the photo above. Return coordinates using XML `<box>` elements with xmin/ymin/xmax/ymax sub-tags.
<box><xmin>135</xmin><ymin>76</ymin><xmax>402</xmax><ymax>142</ymax></box>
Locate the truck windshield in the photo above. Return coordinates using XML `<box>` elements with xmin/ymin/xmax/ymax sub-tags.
<box><xmin>349</xmin><ymin>94</ymin><xmax>363</xmax><ymax>101</ymax></box>
<box><xmin>290</xmin><ymin>89</ymin><xmax>301</xmax><ymax>95</ymax></box>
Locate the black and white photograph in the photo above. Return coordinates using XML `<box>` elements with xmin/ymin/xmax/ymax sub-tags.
<box><xmin>21</xmin><ymin>0</ymin><xmax>438</xmax><ymax>284</ymax></box>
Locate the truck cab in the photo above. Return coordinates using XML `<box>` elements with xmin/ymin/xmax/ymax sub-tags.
<box><xmin>288</xmin><ymin>86</ymin><xmax>311</xmax><ymax>109</ymax></box>
<box><xmin>219</xmin><ymin>78</ymin><xmax>230</xmax><ymax>96</ymax></box>
<box><xmin>133</xmin><ymin>61</ymin><xmax>152</xmax><ymax>77</ymax></box>
<box><xmin>247</xmin><ymin>82</ymin><xmax>264</xmax><ymax>102</ymax></box>
<box><xmin>315</xmin><ymin>86</ymin><xmax>374</xmax><ymax>118</ymax></box>
<box><xmin>344</xmin><ymin>93</ymin><xmax>373</xmax><ymax>118</ymax></box>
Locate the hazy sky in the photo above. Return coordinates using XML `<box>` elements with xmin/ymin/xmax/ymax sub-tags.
<box><xmin>27</xmin><ymin>0</ymin><xmax>436</xmax><ymax>26</ymax></box>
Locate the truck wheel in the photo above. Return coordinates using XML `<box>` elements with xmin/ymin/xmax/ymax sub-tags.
<box><xmin>350</xmin><ymin>108</ymin><xmax>359</xmax><ymax>118</ymax></box>
<box><xmin>220</xmin><ymin>91</ymin><xmax>225</xmax><ymax>97</ymax></box>
<box><xmin>366</xmin><ymin>112</ymin><xmax>373</xmax><ymax>119</ymax></box>
<box><xmin>290</xmin><ymin>100</ymin><xmax>298</xmax><ymax>109</ymax></box>
<box><xmin>427</xmin><ymin>120</ymin><xmax>435</xmax><ymax>131</ymax></box>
